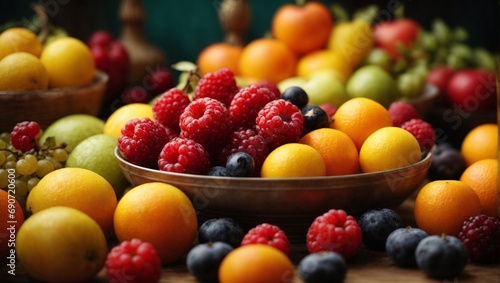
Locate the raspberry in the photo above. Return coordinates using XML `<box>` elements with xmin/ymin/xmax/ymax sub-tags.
<box><xmin>255</xmin><ymin>99</ymin><xmax>304</xmax><ymax>150</ymax></box>
<box><xmin>241</xmin><ymin>223</ymin><xmax>290</xmax><ymax>256</ymax></box>
<box><xmin>118</xmin><ymin>118</ymin><xmax>170</xmax><ymax>169</ymax></box>
<box><xmin>458</xmin><ymin>214</ymin><xmax>500</xmax><ymax>263</ymax></box>
<box><xmin>306</xmin><ymin>209</ymin><xmax>362</xmax><ymax>260</ymax></box>
<box><xmin>401</xmin><ymin>118</ymin><xmax>436</xmax><ymax>152</ymax></box>
<box><xmin>252</xmin><ymin>80</ymin><xmax>281</xmax><ymax>99</ymax></box>
<box><xmin>158</xmin><ymin>137</ymin><xmax>211</xmax><ymax>175</ymax></box>
<box><xmin>229</xmin><ymin>84</ymin><xmax>276</xmax><ymax>129</ymax></box>
<box><xmin>10</xmin><ymin>121</ymin><xmax>41</xmax><ymax>151</ymax></box>
<box><xmin>152</xmin><ymin>88</ymin><xmax>191</xmax><ymax>131</ymax></box>
<box><xmin>105</xmin><ymin>238</ymin><xmax>161</xmax><ymax>283</ymax></box>
<box><xmin>218</xmin><ymin>128</ymin><xmax>268</xmax><ymax>172</ymax></box>
<box><xmin>193</xmin><ymin>68</ymin><xmax>240</xmax><ymax>106</ymax></box>
<box><xmin>388</xmin><ymin>101</ymin><xmax>420</xmax><ymax>127</ymax></box>
<box><xmin>179</xmin><ymin>97</ymin><xmax>231</xmax><ymax>158</ymax></box>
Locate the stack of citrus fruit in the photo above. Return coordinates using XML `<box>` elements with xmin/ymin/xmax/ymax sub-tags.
<box><xmin>0</xmin><ymin>27</ymin><xmax>96</xmax><ymax>91</ymax></box>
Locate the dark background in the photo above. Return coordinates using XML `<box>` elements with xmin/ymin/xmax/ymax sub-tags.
<box><xmin>1</xmin><ymin>0</ymin><xmax>499</xmax><ymax>67</ymax></box>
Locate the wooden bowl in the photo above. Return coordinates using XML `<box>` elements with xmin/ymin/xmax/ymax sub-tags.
<box><xmin>0</xmin><ymin>71</ymin><xmax>108</xmax><ymax>132</ymax></box>
<box><xmin>404</xmin><ymin>83</ymin><xmax>439</xmax><ymax>118</ymax></box>
<box><xmin>115</xmin><ymin>148</ymin><xmax>432</xmax><ymax>243</ymax></box>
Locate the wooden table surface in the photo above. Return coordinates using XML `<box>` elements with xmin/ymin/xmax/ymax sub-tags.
<box><xmin>3</xmin><ymin>194</ymin><xmax>500</xmax><ymax>283</ymax></box>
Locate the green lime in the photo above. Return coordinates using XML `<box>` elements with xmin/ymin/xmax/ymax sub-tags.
<box><xmin>346</xmin><ymin>65</ymin><xmax>399</xmax><ymax>107</ymax></box>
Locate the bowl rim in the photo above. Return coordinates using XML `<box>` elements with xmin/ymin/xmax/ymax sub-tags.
<box><xmin>0</xmin><ymin>70</ymin><xmax>108</xmax><ymax>95</ymax></box>
<box><xmin>115</xmin><ymin>147</ymin><xmax>433</xmax><ymax>183</ymax></box>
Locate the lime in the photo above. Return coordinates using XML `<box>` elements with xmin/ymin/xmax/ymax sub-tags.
<box><xmin>346</xmin><ymin>65</ymin><xmax>399</xmax><ymax>107</ymax></box>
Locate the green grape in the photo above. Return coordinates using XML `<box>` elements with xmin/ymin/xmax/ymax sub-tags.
<box><xmin>36</xmin><ymin>159</ymin><xmax>55</xmax><ymax>178</ymax></box>
<box><xmin>0</xmin><ymin>169</ymin><xmax>8</xmax><ymax>188</ymax></box>
<box><xmin>0</xmin><ymin>139</ymin><xmax>7</xmax><ymax>150</ymax></box>
<box><xmin>52</xmin><ymin>148</ymin><xmax>69</xmax><ymax>163</ymax></box>
<box><xmin>45</xmin><ymin>156</ymin><xmax>62</xmax><ymax>170</ymax></box>
<box><xmin>0</xmin><ymin>133</ymin><xmax>9</xmax><ymax>143</ymax></box>
<box><xmin>4</xmin><ymin>161</ymin><xmax>16</xmax><ymax>170</ymax></box>
<box><xmin>25</xmin><ymin>154</ymin><xmax>38</xmax><ymax>168</ymax></box>
<box><xmin>14</xmin><ymin>179</ymin><xmax>28</xmax><ymax>197</ymax></box>
<box><xmin>5</xmin><ymin>153</ymin><xmax>16</xmax><ymax>162</ymax></box>
<box><xmin>16</xmin><ymin>159</ymin><xmax>37</xmax><ymax>176</ymax></box>
<box><xmin>0</xmin><ymin>151</ymin><xmax>5</xmax><ymax>166</ymax></box>
<box><xmin>27</xmin><ymin>177</ymin><xmax>40</xmax><ymax>191</ymax></box>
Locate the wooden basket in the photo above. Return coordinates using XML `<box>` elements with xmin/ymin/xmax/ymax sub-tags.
<box><xmin>0</xmin><ymin>71</ymin><xmax>107</xmax><ymax>132</ymax></box>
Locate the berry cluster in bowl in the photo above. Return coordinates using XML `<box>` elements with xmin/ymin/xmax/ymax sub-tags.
<box><xmin>117</xmin><ymin>67</ymin><xmax>434</xmax><ymax>178</ymax></box>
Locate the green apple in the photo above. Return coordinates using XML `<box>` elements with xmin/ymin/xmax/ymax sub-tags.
<box><xmin>66</xmin><ymin>134</ymin><xmax>128</xmax><ymax>198</ymax></box>
<box><xmin>346</xmin><ymin>65</ymin><xmax>399</xmax><ymax>107</ymax></box>
<box><xmin>40</xmin><ymin>114</ymin><xmax>104</xmax><ymax>152</ymax></box>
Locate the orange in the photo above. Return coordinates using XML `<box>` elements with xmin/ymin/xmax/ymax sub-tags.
<box><xmin>0</xmin><ymin>52</ymin><xmax>49</xmax><ymax>91</ymax></box>
<box><xmin>0</xmin><ymin>27</ymin><xmax>42</xmax><ymax>60</ymax></box>
<box><xmin>459</xmin><ymin>159</ymin><xmax>499</xmax><ymax>217</ymax></box>
<box><xmin>296</xmin><ymin>49</ymin><xmax>353</xmax><ymax>83</ymax></box>
<box><xmin>261</xmin><ymin>143</ymin><xmax>326</xmax><ymax>178</ymax></box>
<box><xmin>414</xmin><ymin>180</ymin><xmax>482</xmax><ymax>236</ymax></box>
<box><xmin>460</xmin><ymin>123</ymin><xmax>498</xmax><ymax>166</ymax></box>
<box><xmin>359</xmin><ymin>127</ymin><xmax>421</xmax><ymax>173</ymax></box>
<box><xmin>113</xmin><ymin>182</ymin><xmax>198</xmax><ymax>264</ymax></box>
<box><xmin>239</xmin><ymin>38</ymin><xmax>297</xmax><ymax>84</ymax></box>
<box><xmin>26</xmin><ymin>167</ymin><xmax>117</xmax><ymax>238</ymax></box>
<box><xmin>0</xmin><ymin>190</ymin><xmax>25</xmax><ymax>258</ymax></box>
<box><xmin>219</xmin><ymin>244</ymin><xmax>294</xmax><ymax>283</ymax></box>
<box><xmin>197</xmin><ymin>42</ymin><xmax>243</xmax><ymax>76</ymax></box>
<box><xmin>271</xmin><ymin>1</ymin><xmax>333</xmax><ymax>55</ymax></box>
<box><xmin>330</xmin><ymin>97</ymin><xmax>393</xmax><ymax>150</ymax></box>
<box><xmin>40</xmin><ymin>36</ymin><xmax>96</xmax><ymax>88</ymax></box>
<box><xmin>299</xmin><ymin>128</ymin><xmax>359</xmax><ymax>175</ymax></box>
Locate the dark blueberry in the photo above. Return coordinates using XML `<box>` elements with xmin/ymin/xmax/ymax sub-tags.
<box><xmin>415</xmin><ymin>234</ymin><xmax>468</xmax><ymax>279</ymax></box>
<box><xmin>301</xmin><ymin>104</ymin><xmax>330</xmax><ymax>135</ymax></box>
<box><xmin>385</xmin><ymin>227</ymin><xmax>428</xmax><ymax>267</ymax></box>
<box><xmin>298</xmin><ymin>251</ymin><xmax>347</xmax><ymax>283</ymax></box>
<box><xmin>225</xmin><ymin>152</ymin><xmax>254</xmax><ymax>177</ymax></box>
<box><xmin>208</xmin><ymin>166</ymin><xmax>229</xmax><ymax>176</ymax></box>
<box><xmin>198</xmin><ymin>218</ymin><xmax>244</xmax><ymax>248</ymax></box>
<box><xmin>358</xmin><ymin>208</ymin><xmax>403</xmax><ymax>251</ymax></box>
<box><xmin>428</xmin><ymin>143</ymin><xmax>466</xmax><ymax>180</ymax></box>
<box><xmin>186</xmin><ymin>242</ymin><xmax>233</xmax><ymax>283</ymax></box>
<box><xmin>281</xmin><ymin>86</ymin><xmax>309</xmax><ymax>109</ymax></box>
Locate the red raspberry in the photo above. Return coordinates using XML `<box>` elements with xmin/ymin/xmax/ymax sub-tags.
<box><xmin>118</xmin><ymin>118</ymin><xmax>170</xmax><ymax>169</ymax></box>
<box><xmin>193</xmin><ymin>68</ymin><xmax>240</xmax><ymax>106</ymax></box>
<box><xmin>10</xmin><ymin>121</ymin><xmax>41</xmax><ymax>151</ymax></box>
<box><xmin>252</xmin><ymin>80</ymin><xmax>281</xmax><ymax>99</ymax></box>
<box><xmin>229</xmin><ymin>84</ymin><xmax>276</xmax><ymax>129</ymax></box>
<box><xmin>306</xmin><ymin>209</ymin><xmax>362</xmax><ymax>260</ymax></box>
<box><xmin>388</xmin><ymin>101</ymin><xmax>420</xmax><ymax>127</ymax></box>
<box><xmin>179</xmin><ymin>97</ymin><xmax>231</xmax><ymax>158</ymax></box>
<box><xmin>241</xmin><ymin>223</ymin><xmax>290</xmax><ymax>256</ymax></box>
<box><xmin>458</xmin><ymin>214</ymin><xmax>500</xmax><ymax>263</ymax></box>
<box><xmin>158</xmin><ymin>137</ymin><xmax>211</xmax><ymax>175</ymax></box>
<box><xmin>401</xmin><ymin>118</ymin><xmax>436</xmax><ymax>152</ymax></box>
<box><xmin>105</xmin><ymin>238</ymin><xmax>161</xmax><ymax>283</ymax></box>
<box><xmin>152</xmin><ymin>88</ymin><xmax>191</xmax><ymax>131</ymax></box>
<box><xmin>255</xmin><ymin>99</ymin><xmax>304</xmax><ymax>150</ymax></box>
<box><xmin>218</xmin><ymin>128</ymin><xmax>269</xmax><ymax>173</ymax></box>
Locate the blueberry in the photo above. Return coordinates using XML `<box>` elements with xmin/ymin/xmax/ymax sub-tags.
<box><xmin>298</xmin><ymin>252</ymin><xmax>347</xmax><ymax>283</ymax></box>
<box><xmin>198</xmin><ymin>218</ymin><xmax>244</xmax><ymax>248</ymax></box>
<box><xmin>301</xmin><ymin>104</ymin><xmax>330</xmax><ymax>135</ymax></box>
<box><xmin>385</xmin><ymin>227</ymin><xmax>428</xmax><ymax>267</ymax></box>
<box><xmin>415</xmin><ymin>234</ymin><xmax>468</xmax><ymax>279</ymax></box>
<box><xmin>428</xmin><ymin>143</ymin><xmax>466</xmax><ymax>180</ymax></box>
<box><xmin>186</xmin><ymin>242</ymin><xmax>233</xmax><ymax>283</ymax></box>
<box><xmin>208</xmin><ymin>166</ymin><xmax>229</xmax><ymax>176</ymax></box>
<box><xmin>358</xmin><ymin>208</ymin><xmax>403</xmax><ymax>251</ymax></box>
<box><xmin>281</xmin><ymin>86</ymin><xmax>309</xmax><ymax>109</ymax></box>
<box><xmin>225</xmin><ymin>152</ymin><xmax>254</xmax><ymax>177</ymax></box>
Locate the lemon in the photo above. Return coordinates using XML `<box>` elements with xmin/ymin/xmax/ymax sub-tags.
<box><xmin>40</xmin><ymin>36</ymin><xmax>96</xmax><ymax>88</ymax></box>
<box><xmin>0</xmin><ymin>27</ymin><xmax>42</xmax><ymax>60</ymax></box>
<box><xmin>359</xmin><ymin>127</ymin><xmax>421</xmax><ymax>173</ymax></box>
<box><xmin>103</xmin><ymin>103</ymin><xmax>154</xmax><ymax>138</ymax></box>
<box><xmin>0</xmin><ymin>52</ymin><xmax>48</xmax><ymax>91</ymax></box>
<box><xmin>261</xmin><ymin>143</ymin><xmax>326</xmax><ymax>178</ymax></box>
<box><xmin>66</xmin><ymin>134</ymin><xmax>129</xmax><ymax>198</ymax></box>
<box><xmin>40</xmin><ymin>114</ymin><xmax>104</xmax><ymax>152</ymax></box>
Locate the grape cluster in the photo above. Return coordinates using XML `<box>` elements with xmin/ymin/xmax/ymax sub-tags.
<box><xmin>0</xmin><ymin>125</ymin><xmax>69</xmax><ymax>212</ymax></box>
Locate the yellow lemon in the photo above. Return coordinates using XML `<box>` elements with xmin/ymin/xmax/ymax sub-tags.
<box><xmin>103</xmin><ymin>103</ymin><xmax>154</xmax><ymax>138</ymax></box>
<box><xmin>296</xmin><ymin>49</ymin><xmax>352</xmax><ymax>83</ymax></box>
<box><xmin>0</xmin><ymin>52</ymin><xmax>48</xmax><ymax>91</ymax></box>
<box><xmin>0</xmin><ymin>27</ymin><xmax>42</xmax><ymax>60</ymax></box>
<box><xmin>261</xmin><ymin>143</ymin><xmax>326</xmax><ymax>178</ymax></box>
<box><xmin>40</xmin><ymin>37</ymin><xmax>96</xmax><ymax>88</ymax></box>
<box><xmin>359</xmin><ymin>127</ymin><xmax>421</xmax><ymax>173</ymax></box>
